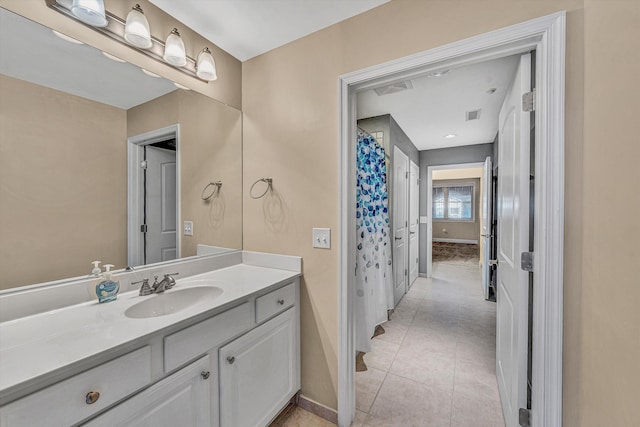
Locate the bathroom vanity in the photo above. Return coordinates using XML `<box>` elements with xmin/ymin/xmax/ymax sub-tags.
<box><xmin>0</xmin><ymin>252</ymin><xmax>301</xmax><ymax>427</ymax></box>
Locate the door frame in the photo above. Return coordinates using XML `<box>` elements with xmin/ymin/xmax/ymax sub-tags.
<box><xmin>338</xmin><ymin>12</ymin><xmax>565</xmax><ymax>427</ymax></box>
<box><xmin>426</xmin><ymin>161</ymin><xmax>485</xmax><ymax>278</ymax></box>
<box><xmin>392</xmin><ymin>145</ymin><xmax>410</xmax><ymax>305</ymax></box>
<box><xmin>127</xmin><ymin>124</ymin><xmax>181</xmax><ymax>267</ymax></box>
<box><xmin>408</xmin><ymin>159</ymin><xmax>419</xmax><ymax>286</ymax></box>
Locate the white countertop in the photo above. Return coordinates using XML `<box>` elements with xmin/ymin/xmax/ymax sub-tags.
<box><xmin>0</xmin><ymin>263</ymin><xmax>300</xmax><ymax>399</ymax></box>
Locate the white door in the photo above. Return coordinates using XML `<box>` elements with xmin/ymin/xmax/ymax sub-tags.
<box><xmin>146</xmin><ymin>146</ymin><xmax>177</xmax><ymax>264</ymax></box>
<box><xmin>408</xmin><ymin>161</ymin><xmax>419</xmax><ymax>286</ymax></box>
<box><xmin>481</xmin><ymin>156</ymin><xmax>493</xmax><ymax>300</ymax></box>
<box><xmin>392</xmin><ymin>146</ymin><xmax>409</xmax><ymax>305</ymax></box>
<box><xmin>219</xmin><ymin>309</ymin><xmax>299</xmax><ymax>427</ymax></box>
<box><xmin>496</xmin><ymin>53</ymin><xmax>531</xmax><ymax>427</ymax></box>
<box><xmin>85</xmin><ymin>355</ymin><xmax>211</xmax><ymax>427</ymax></box>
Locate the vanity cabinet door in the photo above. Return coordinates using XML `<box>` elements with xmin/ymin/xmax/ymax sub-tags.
<box><xmin>85</xmin><ymin>355</ymin><xmax>212</xmax><ymax>427</ymax></box>
<box><xmin>219</xmin><ymin>308</ymin><xmax>299</xmax><ymax>427</ymax></box>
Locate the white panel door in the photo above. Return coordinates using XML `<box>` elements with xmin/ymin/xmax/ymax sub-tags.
<box><xmin>496</xmin><ymin>53</ymin><xmax>531</xmax><ymax>427</ymax></box>
<box><xmin>481</xmin><ymin>156</ymin><xmax>493</xmax><ymax>300</ymax></box>
<box><xmin>219</xmin><ymin>309</ymin><xmax>299</xmax><ymax>427</ymax></box>
<box><xmin>392</xmin><ymin>146</ymin><xmax>409</xmax><ymax>305</ymax></box>
<box><xmin>408</xmin><ymin>161</ymin><xmax>419</xmax><ymax>286</ymax></box>
<box><xmin>146</xmin><ymin>146</ymin><xmax>177</xmax><ymax>264</ymax></box>
<box><xmin>85</xmin><ymin>355</ymin><xmax>211</xmax><ymax>427</ymax></box>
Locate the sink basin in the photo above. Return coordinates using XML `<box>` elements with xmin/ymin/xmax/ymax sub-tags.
<box><xmin>125</xmin><ymin>287</ymin><xmax>223</xmax><ymax>319</ymax></box>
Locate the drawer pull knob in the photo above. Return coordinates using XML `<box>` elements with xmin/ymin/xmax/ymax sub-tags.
<box><xmin>201</xmin><ymin>371</ymin><xmax>211</xmax><ymax>380</ymax></box>
<box><xmin>277</xmin><ymin>299</ymin><xmax>285</xmax><ymax>305</ymax></box>
<box><xmin>227</xmin><ymin>356</ymin><xmax>235</xmax><ymax>364</ymax></box>
<box><xmin>85</xmin><ymin>391</ymin><xmax>100</xmax><ymax>405</ymax></box>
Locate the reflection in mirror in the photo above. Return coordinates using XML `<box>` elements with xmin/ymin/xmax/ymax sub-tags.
<box><xmin>0</xmin><ymin>8</ymin><xmax>242</xmax><ymax>290</ymax></box>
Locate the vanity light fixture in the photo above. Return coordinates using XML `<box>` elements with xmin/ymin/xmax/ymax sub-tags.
<box><xmin>102</xmin><ymin>51</ymin><xmax>126</xmax><ymax>62</ymax></box>
<box><xmin>141</xmin><ymin>68</ymin><xmax>161</xmax><ymax>78</ymax></box>
<box><xmin>71</xmin><ymin>0</ymin><xmax>108</xmax><ymax>27</ymax></box>
<box><xmin>52</xmin><ymin>30</ymin><xmax>84</xmax><ymax>45</ymax></box>
<box><xmin>163</xmin><ymin>28</ymin><xmax>187</xmax><ymax>67</ymax></box>
<box><xmin>444</xmin><ymin>134</ymin><xmax>458</xmax><ymax>139</ymax></box>
<box><xmin>124</xmin><ymin>4</ymin><xmax>152</xmax><ymax>49</ymax></box>
<box><xmin>196</xmin><ymin>47</ymin><xmax>218</xmax><ymax>81</ymax></box>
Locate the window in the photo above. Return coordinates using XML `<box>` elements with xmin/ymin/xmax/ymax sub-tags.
<box><xmin>432</xmin><ymin>183</ymin><xmax>474</xmax><ymax>221</ymax></box>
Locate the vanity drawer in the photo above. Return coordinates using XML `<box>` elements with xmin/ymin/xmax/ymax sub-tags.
<box><xmin>255</xmin><ymin>282</ymin><xmax>295</xmax><ymax>324</ymax></box>
<box><xmin>164</xmin><ymin>302</ymin><xmax>252</xmax><ymax>373</ymax></box>
<box><xmin>0</xmin><ymin>346</ymin><xmax>151</xmax><ymax>427</ymax></box>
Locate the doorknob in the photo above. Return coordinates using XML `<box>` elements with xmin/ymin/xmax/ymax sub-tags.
<box><xmin>395</xmin><ymin>237</ymin><xmax>402</xmax><ymax>240</ymax></box>
<box><xmin>481</xmin><ymin>233</ymin><xmax>493</xmax><ymax>237</ymax></box>
<box><xmin>410</xmin><ymin>231</ymin><xmax>416</xmax><ymax>234</ymax></box>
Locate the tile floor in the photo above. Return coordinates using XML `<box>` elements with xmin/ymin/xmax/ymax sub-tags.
<box><xmin>353</xmin><ymin>262</ymin><xmax>505</xmax><ymax>427</ymax></box>
<box><xmin>271</xmin><ymin>406</ymin><xmax>336</xmax><ymax>427</ymax></box>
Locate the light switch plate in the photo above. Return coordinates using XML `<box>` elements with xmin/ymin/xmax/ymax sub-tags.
<box><xmin>183</xmin><ymin>221</ymin><xmax>193</xmax><ymax>236</ymax></box>
<box><xmin>420</xmin><ymin>216</ymin><xmax>428</xmax><ymax>224</ymax></box>
<box><xmin>313</xmin><ymin>228</ymin><xmax>331</xmax><ymax>249</ymax></box>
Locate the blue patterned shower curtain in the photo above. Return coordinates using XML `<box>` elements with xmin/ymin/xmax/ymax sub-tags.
<box><xmin>355</xmin><ymin>129</ymin><xmax>394</xmax><ymax>353</ymax></box>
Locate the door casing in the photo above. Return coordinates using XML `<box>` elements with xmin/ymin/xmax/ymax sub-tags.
<box><xmin>338</xmin><ymin>12</ymin><xmax>565</xmax><ymax>427</ymax></box>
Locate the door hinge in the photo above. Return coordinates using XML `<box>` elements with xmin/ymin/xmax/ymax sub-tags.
<box><xmin>405</xmin><ymin>171</ymin><xmax>409</xmax><ymax>179</ymax></box>
<box><xmin>522</xmin><ymin>89</ymin><xmax>536</xmax><ymax>112</ymax></box>
<box><xmin>489</xmin><ymin>259</ymin><xmax>499</xmax><ymax>267</ymax></box>
<box><xmin>140</xmin><ymin>224</ymin><xmax>148</xmax><ymax>233</ymax></box>
<box><xmin>405</xmin><ymin>268</ymin><xmax>408</xmax><ymax>276</ymax></box>
<box><xmin>140</xmin><ymin>160</ymin><xmax>148</xmax><ymax>169</ymax></box>
<box><xmin>521</xmin><ymin>252</ymin><xmax>534</xmax><ymax>272</ymax></box>
<box><xmin>519</xmin><ymin>408</ymin><xmax>531</xmax><ymax>427</ymax></box>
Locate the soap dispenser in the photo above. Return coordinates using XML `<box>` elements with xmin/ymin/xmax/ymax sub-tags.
<box><xmin>90</xmin><ymin>261</ymin><xmax>102</xmax><ymax>276</ymax></box>
<box><xmin>95</xmin><ymin>264</ymin><xmax>120</xmax><ymax>303</ymax></box>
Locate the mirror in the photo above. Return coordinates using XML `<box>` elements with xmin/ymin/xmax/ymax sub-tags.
<box><xmin>0</xmin><ymin>8</ymin><xmax>242</xmax><ymax>290</ymax></box>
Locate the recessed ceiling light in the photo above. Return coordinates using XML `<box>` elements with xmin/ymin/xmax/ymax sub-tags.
<box><xmin>444</xmin><ymin>134</ymin><xmax>457</xmax><ymax>139</ymax></box>
<box><xmin>52</xmin><ymin>30</ymin><xmax>84</xmax><ymax>45</ymax></box>
<box><xmin>174</xmin><ymin>82</ymin><xmax>190</xmax><ymax>90</ymax></box>
<box><xmin>141</xmin><ymin>69</ymin><xmax>161</xmax><ymax>78</ymax></box>
<box><xmin>427</xmin><ymin>69</ymin><xmax>450</xmax><ymax>78</ymax></box>
<box><xmin>102</xmin><ymin>51</ymin><xmax>126</xmax><ymax>62</ymax></box>
<box><xmin>486</xmin><ymin>87</ymin><xmax>497</xmax><ymax>95</ymax></box>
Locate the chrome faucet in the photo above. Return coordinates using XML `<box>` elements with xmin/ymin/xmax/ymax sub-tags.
<box><xmin>152</xmin><ymin>273</ymin><xmax>179</xmax><ymax>293</ymax></box>
<box><xmin>132</xmin><ymin>278</ymin><xmax>153</xmax><ymax>296</ymax></box>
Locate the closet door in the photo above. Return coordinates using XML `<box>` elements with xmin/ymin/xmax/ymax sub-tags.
<box><xmin>408</xmin><ymin>161</ymin><xmax>419</xmax><ymax>286</ymax></box>
<box><xmin>392</xmin><ymin>146</ymin><xmax>409</xmax><ymax>305</ymax></box>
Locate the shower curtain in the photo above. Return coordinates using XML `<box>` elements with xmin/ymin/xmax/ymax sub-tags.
<box><xmin>355</xmin><ymin>128</ymin><xmax>394</xmax><ymax>353</ymax></box>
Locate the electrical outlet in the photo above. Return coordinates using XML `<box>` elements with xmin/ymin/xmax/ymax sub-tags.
<box><xmin>183</xmin><ymin>221</ymin><xmax>193</xmax><ymax>236</ymax></box>
<box><xmin>312</xmin><ymin>228</ymin><xmax>331</xmax><ymax>249</ymax></box>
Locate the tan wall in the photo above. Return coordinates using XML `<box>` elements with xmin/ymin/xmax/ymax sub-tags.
<box><xmin>127</xmin><ymin>91</ymin><xmax>243</xmax><ymax>257</ymax></box>
<box><xmin>581</xmin><ymin>1</ymin><xmax>640</xmax><ymax>425</ymax></box>
<box><xmin>432</xmin><ymin>178</ymin><xmax>481</xmax><ymax>241</ymax></box>
<box><xmin>242</xmin><ymin>0</ymin><xmax>587</xmax><ymax>420</ymax></box>
<box><xmin>0</xmin><ymin>0</ymin><xmax>242</xmax><ymax>109</ymax></box>
<box><xmin>0</xmin><ymin>75</ymin><xmax>127</xmax><ymax>289</ymax></box>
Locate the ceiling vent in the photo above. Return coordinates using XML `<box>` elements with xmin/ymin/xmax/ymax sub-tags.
<box><xmin>374</xmin><ymin>80</ymin><xmax>414</xmax><ymax>96</ymax></box>
<box><xmin>466</xmin><ymin>109</ymin><xmax>482</xmax><ymax>121</ymax></box>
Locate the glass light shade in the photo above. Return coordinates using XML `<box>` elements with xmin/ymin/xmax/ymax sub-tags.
<box><xmin>163</xmin><ymin>28</ymin><xmax>186</xmax><ymax>67</ymax></box>
<box><xmin>71</xmin><ymin>0</ymin><xmax>108</xmax><ymax>27</ymax></box>
<box><xmin>124</xmin><ymin>5</ymin><xmax>152</xmax><ymax>49</ymax></box>
<box><xmin>196</xmin><ymin>48</ymin><xmax>217</xmax><ymax>81</ymax></box>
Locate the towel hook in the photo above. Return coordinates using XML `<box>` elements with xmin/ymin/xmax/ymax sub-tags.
<box><xmin>250</xmin><ymin>178</ymin><xmax>273</xmax><ymax>199</ymax></box>
<box><xmin>201</xmin><ymin>181</ymin><xmax>222</xmax><ymax>200</ymax></box>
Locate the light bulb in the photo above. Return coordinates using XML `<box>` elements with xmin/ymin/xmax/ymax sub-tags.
<box><xmin>124</xmin><ymin>4</ymin><xmax>152</xmax><ymax>49</ymax></box>
<box><xmin>163</xmin><ymin>28</ymin><xmax>186</xmax><ymax>67</ymax></box>
<box><xmin>196</xmin><ymin>47</ymin><xmax>217</xmax><ymax>81</ymax></box>
<box><xmin>71</xmin><ymin>0</ymin><xmax>108</xmax><ymax>27</ymax></box>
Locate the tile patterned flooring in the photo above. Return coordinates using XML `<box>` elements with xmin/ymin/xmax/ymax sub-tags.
<box><xmin>353</xmin><ymin>262</ymin><xmax>505</xmax><ymax>427</ymax></box>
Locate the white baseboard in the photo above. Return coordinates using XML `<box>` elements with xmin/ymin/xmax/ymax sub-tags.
<box><xmin>432</xmin><ymin>238</ymin><xmax>478</xmax><ymax>244</ymax></box>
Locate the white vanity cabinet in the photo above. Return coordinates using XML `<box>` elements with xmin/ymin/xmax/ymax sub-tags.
<box><xmin>219</xmin><ymin>286</ymin><xmax>300</xmax><ymax>427</ymax></box>
<box><xmin>85</xmin><ymin>355</ymin><xmax>212</xmax><ymax>427</ymax></box>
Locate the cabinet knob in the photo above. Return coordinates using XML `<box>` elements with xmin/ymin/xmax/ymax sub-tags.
<box><xmin>85</xmin><ymin>391</ymin><xmax>100</xmax><ymax>405</ymax></box>
<box><xmin>201</xmin><ymin>371</ymin><xmax>211</xmax><ymax>380</ymax></box>
<box><xmin>277</xmin><ymin>299</ymin><xmax>285</xmax><ymax>305</ymax></box>
<box><xmin>227</xmin><ymin>356</ymin><xmax>235</xmax><ymax>364</ymax></box>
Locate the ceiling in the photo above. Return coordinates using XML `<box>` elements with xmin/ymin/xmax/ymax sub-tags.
<box><xmin>149</xmin><ymin>0</ymin><xmax>390</xmax><ymax>61</ymax></box>
<box><xmin>0</xmin><ymin>7</ymin><xmax>177</xmax><ymax>110</ymax></box>
<box><xmin>357</xmin><ymin>55</ymin><xmax>520</xmax><ymax>151</ymax></box>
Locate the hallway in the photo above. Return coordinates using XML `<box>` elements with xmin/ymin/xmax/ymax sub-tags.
<box><xmin>353</xmin><ymin>263</ymin><xmax>504</xmax><ymax>426</ymax></box>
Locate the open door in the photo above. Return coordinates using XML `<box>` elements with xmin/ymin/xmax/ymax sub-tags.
<box><xmin>481</xmin><ymin>156</ymin><xmax>493</xmax><ymax>300</ymax></box>
<box><xmin>392</xmin><ymin>146</ymin><xmax>409</xmax><ymax>305</ymax></box>
<box><xmin>496</xmin><ymin>52</ymin><xmax>531</xmax><ymax>426</ymax></box>
<box><xmin>145</xmin><ymin>145</ymin><xmax>177</xmax><ymax>264</ymax></box>
<box><xmin>408</xmin><ymin>161</ymin><xmax>419</xmax><ymax>286</ymax></box>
